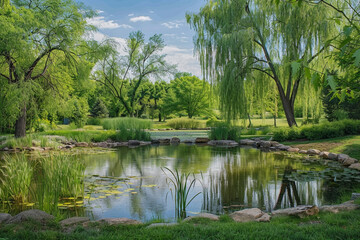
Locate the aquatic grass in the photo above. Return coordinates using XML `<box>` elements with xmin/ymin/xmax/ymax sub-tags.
<box><xmin>166</xmin><ymin>118</ymin><xmax>203</xmax><ymax>129</ymax></box>
<box><xmin>110</xmin><ymin>127</ymin><xmax>151</xmax><ymax>142</ymax></box>
<box><xmin>161</xmin><ymin>167</ymin><xmax>201</xmax><ymax>219</ymax></box>
<box><xmin>209</xmin><ymin>123</ymin><xmax>241</xmax><ymax>141</ymax></box>
<box><xmin>0</xmin><ymin>154</ymin><xmax>33</xmax><ymax>203</ymax></box>
<box><xmin>3</xmin><ymin>135</ymin><xmax>33</xmax><ymax>149</ymax></box>
<box><xmin>102</xmin><ymin>117</ymin><xmax>153</xmax><ymax>130</ymax></box>
<box><xmin>44</xmin><ymin>130</ymin><xmax>115</xmax><ymax>143</ymax></box>
<box><xmin>36</xmin><ymin>154</ymin><xmax>85</xmax><ymax>214</ymax></box>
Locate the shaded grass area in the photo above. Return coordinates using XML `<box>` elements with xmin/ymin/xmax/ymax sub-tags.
<box><xmin>283</xmin><ymin>135</ymin><xmax>360</xmax><ymax>159</ymax></box>
<box><xmin>1</xmin><ymin>210</ymin><xmax>360</xmax><ymax>240</ymax></box>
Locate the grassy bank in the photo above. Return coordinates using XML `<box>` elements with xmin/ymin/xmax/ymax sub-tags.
<box><xmin>0</xmin><ymin>210</ymin><xmax>359</xmax><ymax>240</ymax></box>
<box><xmin>283</xmin><ymin>135</ymin><xmax>360</xmax><ymax>159</ymax></box>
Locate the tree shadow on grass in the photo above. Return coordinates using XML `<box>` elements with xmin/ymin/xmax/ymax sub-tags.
<box><xmin>341</xmin><ymin>144</ymin><xmax>360</xmax><ymax>159</ymax></box>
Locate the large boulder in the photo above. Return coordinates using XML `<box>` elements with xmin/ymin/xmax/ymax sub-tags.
<box><xmin>319</xmin><ymin>152</ymin><xmax>330</xmax><ymax>158</ymax></box>
<box><xmin>0</xmin><ymin>213</ymin><xmax>11</xmax><ymax>224</ymax></box>
<box><xmin>278</xmin><ymin>145</ymin><xmax>291</xmax><ymax>151</ymax></box>
<box><xmin>337</xmin><ymin>154</ymin><xmax>350</xmax><ymax>163</ymax></box>
<box><xmin>171</xmin><ymin>138</ymin><xmax>181</xmax><ymax>144</ymax></box>
<box><xmin>239</xmin><ymin>139</ymin><xmax>255</xmax><ymax>146</ymax></box>
<box><xmin>184</xmin><ymin>213</ymin><xmax>219</xmax><ymax>222</ymax></box>
<box><xmin>343</xmin><ymin>158</ymin><xmax>357</xmax><ymax>166</ymax></box>
<box><xmin>259</xmin><ymin>141</ymin><xmax>272</xmax><ymax>148</ymax></box>
<box><xmin>299</xmin><ymin>150</ymin><xmax>308</xmax><ymax>154</ymax></box>
<box><xmin>328</xmin><ymin>153</ymin><xmax>338</xmax><ymax>160</ymax></box>
<box><xmin>319</xmin><ymin>201</ymin><xmax>359</xmax><ymax>213</ymax></box>
<box><xmin>287</xmin><ymin>148</ymin><xmax>300</xmax><ymax>153</ymax></box>
<box><xmin>195</xmin><ymin>138</ymin><xmax>210</xmax><ymax>144</ymax></box>
<box><xmin>229</xmin><ymin>208</ymin><xmax>271</xmax><ymax>223</ymax></box>
<box><xmin>128</xmin><ymin>140</ymin><xmax>141</xmax><ymax>146</ymax></box>
<box><xmin>60</xmin><ymin>217</ymin><xmax>90</xmax><ymax>227</ymax></box>
<box><xmin>7</xmin><ymin>210</ymin><xmax>55</xmax><ymax>224</ymax></box>
<box><xmin>349</xmin><ymin>163</ymin><xmax>360</xmax><ymax>171</ymax></box>
<box><xmin>97</xmin><ymin>218</ymin><xmax>141</xmax><ymax>225</ymax></box>
<box><xmin>307</xmin><ymin>149</ymin><xmax>321</xmax><ymax>155</ymax></box>
<box><xmin>271</xmin><ymin>205</ymin><xmax>319</xmax><ymax>218</ymax></box>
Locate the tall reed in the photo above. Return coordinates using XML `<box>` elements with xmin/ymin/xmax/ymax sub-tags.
<box><xmin>102</xmin><ymin>117</ymin><xmax>153</xmax><ymax>130</ymax></box>
<box><xmin>167</xmin><ymin>118</ymin><xmax>202</xmax><ymax>129</ymax></box>
<box><xmin>162</xmin><ymin>167</ymin><xmax>201</xmax><ymax>219</ymax></box>
<box><xmin>0</xmin><ymin>154</ymin><xmax>33</xmax><ymax>203</ymax></box>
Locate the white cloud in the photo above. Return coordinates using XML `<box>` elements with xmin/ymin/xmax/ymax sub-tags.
<box><xmin>130</xmin><ymin>16</ymin><xmax>152</xmax><ymax>22</ymax></box>
<box><xmin>161</xmin><ymin>21</ymin><xmax>183</xmax><ymax>29</ymax></box>
<box><xmin>89</xmin><ymin>32</ymin><xmax>127</xmax><ymax>55</ymax></box>
<box><xmin>96</xmin><ymin>10</ymin><xmax>104</xmax><ymax>14</ymax></box>
<box><xmin>118</xmin><ymin>24</ymin><xmax>133</xmax><ymax>29</ymax></box>
<box><xmin>128</xmin><ymin>13</ymin><xmax>134</xmax><ymax>17</ymax></box>
<box><xmin>87</xmin><ymin>16</ymin><xmax>121</xmax><ymax>29</ymax></box>
<box><xmin>162</xmin><ymin>46</ymin><xmax>201</xmax><ymax>77</ymax></box>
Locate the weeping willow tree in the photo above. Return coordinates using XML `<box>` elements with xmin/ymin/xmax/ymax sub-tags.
<box><xmin>187</xmin><ymin>0</ymin><xmax>335</xmax><ymax>126</ymax></box>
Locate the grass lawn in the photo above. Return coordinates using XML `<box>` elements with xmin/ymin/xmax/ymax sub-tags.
<box><xmin>283</xmin><ymin>135</ymin><xmax>360</xmax><ymax>159</ymax></box>
<box><xmin>0</xmin><ymin>210</ymin><xmax>359</xmax><ymax>240</ymax></box>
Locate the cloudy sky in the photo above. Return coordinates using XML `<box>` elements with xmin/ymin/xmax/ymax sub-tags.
<box><xmin>80</xmin><ymin>0</ymin><xmax>206</xmax><ymax>78</ymax></box>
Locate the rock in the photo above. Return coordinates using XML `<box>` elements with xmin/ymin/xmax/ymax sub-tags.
<box><xmin>349</xmin><ymin>163</ymin><xmax>360</xmax><ymax>171</ymax></box>
<box><xmin>299</xmin><ymin>150</ymin><xmax>308</xmax><ymax>154</ymax></box>
<box><xmin>60</xmin><ymin>217</ymin><xmax>90</xmax><ymax>227</ymax></box>
<box><xmin>171</xmin><ymin>138</ymin><xmax>181</xmax><ymax>144</ymax></box>
<box><xmin>287</xmin><ymin>148</ymin><xmax>300</xmax><ymax>153</ymax></box>
<box><xmin>351</xmin><ymin>193</ymin><xmax>360</xmax><ymax>200</ymax></box>
<box><xmin>30</xmin><ymin>147</ymin><xmax>44</xmax><ymax>151</ymax></box>
<box><xmin>151</xmin><ymin>139</ymin><xmax>160</xmax><ymax>144</ymax></box>
<box><xmin>319</xmin><ymin>152</ymin><xmax>330</xmax><ymax>158</ymax></box>
<box><xmin>147</xmin><ymin>223</ymin><xmax>178</xmax><ymax>228</ymax></box>
<box><xmin>159</xmin><ymin>139</ymin><xmax>171</xmax><ymax>145</ymax></box>
<box><xmin>7</xmin><ymin>210</ymin><xmax>55</xmax><ymax>224</ymax></box>
<box><xmin>328</xmin><ymin>153</ymin><xmax>338</xmax><ymax>160</ymax></box>
<box><xmin>3</xmin><ymin>147</ymin><xmax>9</xmax><ymax>151</ymax></box>
<box><xmin>278</xmin><ymin>145</ymin><xmax>291</xmax><ymax>151</ymax></box>
<box><xmin>207</xmin><ymin>140</ymin><xmax>239</xmax><ymax>146</ymax></box>
<box><xmin>256</xmin><ymin>213</ymin><xmax>271</xmax><ymax>222</ymax></box>
<box><xmin>230</xmin><ymin>208</ymin><xmax>270</xmax><ymax>223</ymax></box>
<box><xmin>64</xmin><ymin>145</ymin><xmax>74</xmax><ymax>149</ymax></box>
<box><xmin>195</xmin><ymin>138</ymin><xmax>210</xmax><ymax>144</ymax></box>
<box><xmin>75</xmin><ymin>142</ymin><xmax>88</xmax><ymax>147</ymax></box>
<box><xmin>239</xmin><ymin>139</ymin><xmax>255</xmax><ymax>146</ymax></box>
<box><xmin>270</xmin><ymin>141</ymin><xmax>280</xmax><ymax>147</ymax></box>
<box><xmin>271</xmin><ymin>205</ymin><xmax>319</xmax><ymax>218</ymax></box>
<box><xmin>139</xmin><ymin>141</ymin><xmax>151</xmax><ymax>146</ymax></box>
<box><xmin>184</xmin><ymin>213</ymin><xmax>220</xmax><ymax>222</ymax></box>
<box><xmin>319</xmin><ymin>201</ymin><xmax>359</xmax><ymax>213</ymax></box>
<box><xmin>307</xmin><ymin>149</ymin><xmax>321</xmax><ymax>155</ymax></box>
<box><xmin>259</xmin><ymin>141</ymin><xmax>271</xmax><ymax>148</ymax></box>
<box><xmin>97</xmin><ymin>218</ymin><xmax>141</xmax><ymax>225</ymax></box>
<box><xmin>0</xmin><ymin>213</ymin><xmax>11</xmax><ymax>224</ymax></box>
<box><xmin>343</xmin><ymin>158</ymin><xmax>357</xmax><ymax>166</ymax></box>
<box><xmin>128</xmin><ymin>140</ymin><xmax>140</xmax><ymax>146</ymax></box>
<box><xmin>337</xmin><ymin>154</ymin><xmax>350</xmax><ymax>163</ymax></box>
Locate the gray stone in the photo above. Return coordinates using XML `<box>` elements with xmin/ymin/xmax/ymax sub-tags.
<box><xmin>287</xmin><ymin>148</ymin><xmax>300</xmax><ymax>153</ymax></box>
<box><xmin>171</xmin><ymin>138</ymin><xmax>181</xmax><ymax>144</ymax></box>
<box><xmin>343</xmin><ymin>158</ymin><xmax>357</xmax><ymax>166</ymax></box>
<box><xmin>259</xmin><ymin>141</ymin><xmax>271</xmax><ymax>148</ymax></box>
<box><xmin>319</xmin><ymin>201</ymin><xmax>359</xmax><ymax>213</ymax></box>
<box><xmin>75</xmin><ymin>142</ymin><xmax>89</xmax><ymax>147</ymax></box>
<box><xmin>278</xmin><ymin>145</ymin><xmax>291</xmax><ymax>151</ymax></box>
<box><xmin>307</xmin><ymin>149</ymin><xmax>321</xmax><ymax>155</ymax></box>
<box><xmin>140</xmin><ymin>141</ymin><xmax>151</xmax><ymax>146</ymax></box>
<box><xmin>328</xmin><ymin>153</ymin><xmax>338</xmax><ymax>160</ymax></box>
<box><xmin>270</xmin><ymin>141</ymin><xmax>280</xmax><ymax>147</ymax></box>
<box><xmin>0</xmin><ymin>213</ymin><xmax>11</xmax><ymax>224</ymax></box>
<box><xmin>299</xmin><ymin>150</ymin><xmax>308</xmax><ymax>154</ymax></box>
<box><xmin>207</xmin><ymin>140</ymin><xmax>239</xmax><ymax>146</ymax></box>
<box><xmin>319</xmin><ymin>152</ymin><xmax>330</xmax><ymax>158</ymax></box>
<box><xmin>195</xmin><ymin>138</ymin><xmax>210</xmax><ymax>144</ymax></box>
<box><xmin>337</xmin><ymin>154</ymin><xmax>350</xmax><ymax>163</ymax></box>
<box><xmin>147</xmin><ymin>223</ymin><xmax>178</xmax><ymax>228</ymax></box>
<box><xmin>60</xmin><ymin>217</ymin><xmax>90</xmax><ymax>227</ymax></box>
<box><xmin>97</xmin><ymin>218</ymin><xmax>142</xmax><ymax>225</ymax></box>
<box><xmin>128</xmin><ymin>140</ymin><xmax>140</xmax><ymax>146</ymax></box>
<box><xmin>239</xmin><ymin>139</ymin><xmax>255</xmax><ymax>146</ymax></box>
<box><xmin>272</xmin><ymin>205</ymin><xmax>319</xmax><ymax>218</ymax></box>
<box><xmin>349</xmin><ymin>163</ymin><xmax>360</xmax><ymax>171</ymax></box>
<box><xmin>159</xmin><ymin>139</ymin><xmax>171</xmax><ymax>145</ymax></box>
<box><xmin>230</xmin><ymin>208</ymin><xmax>270</xmax><ymax>223</ymax></box>
<box><xmin>184</xmin><ymin>213</ymin><xmax>220</xmax><ymax>222</ymax></box>
<box><xmin>7</xmin><ymin>210</ymin><xmax>55</xmax><ymax>224</ymax></box>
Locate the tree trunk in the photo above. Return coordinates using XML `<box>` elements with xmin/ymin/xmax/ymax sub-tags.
<box><xmin>274</xmin><ymin>114</ymin><xmax>277</xmax><ymax>128</ymax></box>
<box><xmin>158</xmin><ymin>112</ymin><xmax>162</xmax><ymax>122</ymax></box>
<box><xmin>247</xmin><ymin>114</ymin><xmax>252</xmax><ymax>128</ymax></box>
<box><xmin>15</xmin><ymin>105</ymin><xmax>27</xmax><ymax>138</ymax></box>
<box><xmin>277</xmin><ymin>90</ymin><xmax>297</xmax><ymax>127</ymax></box>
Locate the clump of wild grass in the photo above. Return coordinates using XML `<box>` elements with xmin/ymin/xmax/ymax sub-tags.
<box><xmin>209</xmin><ymin>123</ymin><xmax>241</xmax><ymax>141</ymax></box>
<box><xmin>4</xmin><ymin>135</ymin><xmax>33</xmax><ymax>149</ymax></box>
<box><xmin>0</xmin><ymin>154</ymin><xmax>33</xmax><ymax>203</ymax></box>
<box><xmin>167</xmin><ymin>118</ymin><xmax>202</xmax><ymax>129</ymax></box>
<box><xmin>102</xmin><ymin>117</ymin><xmax>153</xmax><ymax>130</ymax></box>
<box><xmin>161</xmin><ymin>167</ymin><xmax>201</xmax><ymax>219</ymax></box>
<box><xmin>110</xmin><ymin>127</ymin><xmax>151</xmax><ymax>141</ymax></box>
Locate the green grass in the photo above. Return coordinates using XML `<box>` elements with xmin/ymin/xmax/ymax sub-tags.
<box><xmin>283</xmin><ymin>135</ymin><xmax>360</xmax><ymax>159</ymax></box>
<box><xmin>150</xmin><ymin>130</ymin><xmax>209</xmax><ymax>141</ymax></box>
<box><xmin>44</xmin><ymin>130</ymin><xmax>115</xmax><ymax>143</ymax></box>
<box><xmin>166</xmin><ymin>118</ymin><xmax>205</xmax><ymax>129</ymax></box>
<box><xmin>0</xmin><ymin>210</ymin><xmax>360</xmax><ymax>239</ymax></box>
<box><xmin>102</xmin><ymin>118</ymin><xmax>153</xmax><ymax>130</ymax></box>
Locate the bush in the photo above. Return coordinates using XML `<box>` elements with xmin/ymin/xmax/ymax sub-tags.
<box><xmin>206</xmin><ymin>117</ymin><xmax>222</xmax><ymax>127</ymax></box>
<box><xmin>209</xmin><ymin>123</ymin><xmax>241</xmax><ymax>141</ymax></box>
<box><xmin>87</xmin><ymin>118</ymin><xmax>102</xmax><ymax>126</ymax></box>
<box><xmin>102</xmin><ymin>117</ymin><xmax>152</xmax><ymax>130</ymax></box>
<box><xmin>167</xmin><ymin>118</ymin><xmax>203</xmax><ymax>129</ymax></box>
<box><xmin>273</xmin><ymin>119</ymin><xmax>360</xmax><ymax>141</ymax></box>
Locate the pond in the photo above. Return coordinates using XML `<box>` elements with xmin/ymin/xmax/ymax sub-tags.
<box><xmin>1</xmin><ymin>145</ymin><xmax>360</xmax><ymax>222</ymax></box>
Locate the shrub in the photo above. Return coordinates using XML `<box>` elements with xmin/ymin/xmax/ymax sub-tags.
<box><xmin>209</xmin><ymin>123</ymin><xmax>241</xmax><ymax>141</ymax></box>
<box><xmin>87</xmin><ymin>118</ymin><xmax>102</xmax><ymax>126</ymax></box>
<box><xmin>167</xmin><ymin>118</ymin><xmax>202</xmax><ymax>129</ymax></box>
<box><xmin>206</xmin><ymin>117</ymin><xmax>222</xmax><ymax>127</ymax></box>
<box><xmin>102</xmin><ymin>117</ymin><xmax>152</xmax><ymax>130</ymax></box>
<box><xmin>273</xmin><ymin>120</ymin><xmax>360</xmax><ymax>141</ymax></box>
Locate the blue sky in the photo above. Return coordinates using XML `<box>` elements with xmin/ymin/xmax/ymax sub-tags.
<box><xmin>80</xmin><ymin>0</ymin><xmax>206</xmax><ymax>77</ymax></box>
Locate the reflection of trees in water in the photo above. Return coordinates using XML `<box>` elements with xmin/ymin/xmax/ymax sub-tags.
<box><xmin>202</xmin><ymin>149</ymin><xmax>325</xmax><ymax>213</ymax></box>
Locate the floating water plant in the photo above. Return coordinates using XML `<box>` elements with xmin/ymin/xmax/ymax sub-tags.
<box><xmin>161</xmin><ymin>167</ymin><xmax>201</xmax><ymax>219</ymax></box>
